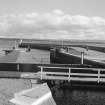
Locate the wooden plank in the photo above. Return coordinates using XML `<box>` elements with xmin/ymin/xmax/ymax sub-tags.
<box><xmin>70</xmin><ymin>77</ymin><xmax>98</xmax><ymax>82</ymax></box>
<box><xmin>70</xmin><ymin>73</ymin><xmax>98</xmax><ymax>77</ymax></box>
<box><xmin>100</xmin><ymin>74</ymin><xmax>105</xmax><ymax>77</ymax></box>
<box><xmin>41</xmin><ymin>72</ymin><xmax>68</xmax><ymax>75</ymax></box>
<box><xmin>42</xmin><ymin>75</ymin><xmax>68</xmax><ymax>80</ymax></box>
<box><xmin>42</xmin><ymin>75</ymin><xmax>101</xmax><ymax>82</ymax></box>
<box><xmin>40</xmin><ymin>72</ymin><xmax>99</xmax><ymax>77</ymax></box>
<box><xmin>41</xmin><ymin>75</ymin><xmax>105</xmax><ymax>82</ymax></box>
<box><xmin>21</xmin><ymin>72</ymin><xmax>40</xmax><ymax>79</ymax></box>
<box><xmin>100</xmin><ymin>78</ymin><xmax>105</xmax><ymax>82</ymax></box>
<box><xmin>41</xmin><ymin>75</ymin><xmax>98</xmax><ymax>81</ymax></box>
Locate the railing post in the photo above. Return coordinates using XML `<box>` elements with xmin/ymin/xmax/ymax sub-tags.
<box><xmin>68</xmin><ymin>68</ymin><xmax>71</xmax><ymax>82</ymax></box>
<box><xmin>17</xmin><ymin>64</ymin><xmax>19</xmax><ymax>72</ymax></box>
<box><xmin>98</xmin><ymin>69</ymin><xmax>100</xmax><ymax>83</ymax></box>
<box><xmin>41</xmin><ymin>66</ymin><xmax>43</xmax><ymax>80</ymax></box>
<box><xmin>81</xmin><ymin>52</ymin><xmax>84</xmax><ymax>64</ymax></box>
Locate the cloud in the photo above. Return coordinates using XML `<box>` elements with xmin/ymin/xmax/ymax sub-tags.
<box><xmin>0</xmin><ymin>9</ymin><xmax>105</xmax><ymax>39</ymax></box>
<box><xmin>52</xmin><ymin>9</ymin><xmax>64</xmax><ymax>15</ymax></box>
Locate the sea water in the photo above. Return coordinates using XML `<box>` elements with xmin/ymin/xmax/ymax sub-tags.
<box><xmin>52</xmin><ymin>85</ymin><xmax>105</xmax><ymax>105</ymax></box>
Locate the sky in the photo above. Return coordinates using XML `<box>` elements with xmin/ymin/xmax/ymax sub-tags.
<box><xmin>0</xmin><ymin>0</ymin><xmax>105</xmax><ymax>40</ymax></box>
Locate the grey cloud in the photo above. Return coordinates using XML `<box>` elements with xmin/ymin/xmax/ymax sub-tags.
<box><xmin>0</xmin><ymin>9</ymin><xmax>105</xmax><ymax>39</ymax></box>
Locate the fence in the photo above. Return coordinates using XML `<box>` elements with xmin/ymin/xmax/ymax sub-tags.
<box><xmin>38</xmin><ymin>66</ymin><xmax>105</xmax><ymax>83</ymax></box>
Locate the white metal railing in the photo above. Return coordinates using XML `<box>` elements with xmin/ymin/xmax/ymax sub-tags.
<box><xmin>38</xmin><ymin>66</ymin><xmax>105</xmax><ymax>71</ymax></box>
<box><xmin>68</xmin><ymin>68</ymin><xmax>71</xmax><ymax>82</ymax></box>
<box><xmin>38</xmin><ymin>66</ymin><xmax>105</xmax><ymax>83</ymax></box>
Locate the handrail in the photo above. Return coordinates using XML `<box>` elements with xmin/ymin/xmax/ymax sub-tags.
<box><xmin>40</xmin><ymin>72</ymin><xmax>103</xmax><ymax>77</ymax></box>
<box><xmin>38</xmin><ymin>66</ymin><xmax>105</xmax><ymax>71</ymax></box>
<box><xmin>38</xmin><ymin>66</ymin><xmax>105</xmax><ymax>83</ymax></box>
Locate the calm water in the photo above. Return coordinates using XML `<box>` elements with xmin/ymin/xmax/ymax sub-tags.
<box><xmin>52</xmin><ymin>86</ymin><xmax>105</xmax><ymax>105</ymax></box>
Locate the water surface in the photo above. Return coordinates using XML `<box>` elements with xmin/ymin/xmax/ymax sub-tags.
<box><xmin>52</xmin><ymin>86</ymin><xmax>105</xmax><ymax>105</ymax></box>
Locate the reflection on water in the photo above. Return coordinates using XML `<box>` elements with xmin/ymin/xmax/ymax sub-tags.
<box><xmin>52</xmin><ymin>86</ymin><xmax>105</xmax><ymax>105</ymax></box>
